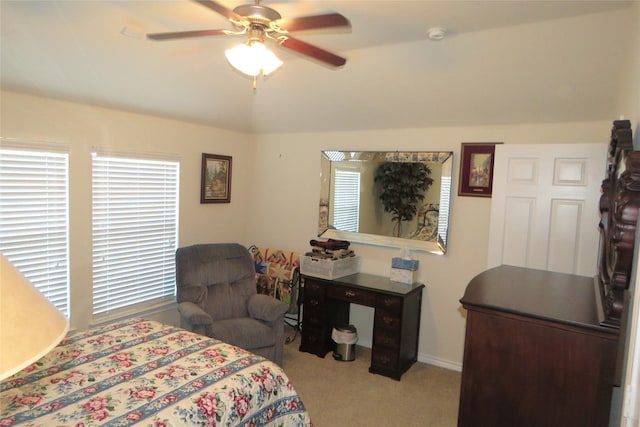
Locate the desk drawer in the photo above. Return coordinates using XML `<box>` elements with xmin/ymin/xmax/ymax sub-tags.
<box><xmin>328</xmin><ymin>285</ymin><xmax>375</xmax><ymax>306</ymax></box>
<box><xmin>302</xmin><ymin>307</ymin><xmax>324</xmax><ymax>328</ymax></box>
<box><xmin>374</xmin><ymin>309</ymin><xmax>402</xmax><ymax>330</ymax></box>
<box><xmin>304</xmin><ymin>294</ymin><xmax>324</xmax><ymax>310</ymax></box>
<box><xmin>304</xmin><ymin>280</ymin><xmax>326</xmax><ymax>300</ymax></box>
<box><xmin>373</xmin><ymin>327</ymin><xmax>400</xmax><ymax>351</ymax></box>
<box><xmin>376</xmin><ymin>295</ymin><xmax>403</xmax><ymax>315</ymax></box>
<box><xmin>300</xmin><ymin>325</ymin><xmax>327</xmax><ymax>355</ymax></box>
<box><xmin>371</xmin><ymin>348</ymin><xmax>399</xmax><ymax>370</ymax></box>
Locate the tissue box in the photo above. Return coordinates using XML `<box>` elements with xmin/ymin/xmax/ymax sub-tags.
<box><xmin>391</xmin><ymin>257</ymin><xmax>419</xmax><ymax>271</ymax></box>
<box><xmin>390</xmin><ymin>267</ymin><xmax>419</xmax><ymax>284</ymax></box>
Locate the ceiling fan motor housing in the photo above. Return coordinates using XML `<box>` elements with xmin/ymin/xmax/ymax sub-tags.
<box><xmin>233</xmin><ymin>4</ymin><xmax>281</xmax><ymax>23</ymax></box>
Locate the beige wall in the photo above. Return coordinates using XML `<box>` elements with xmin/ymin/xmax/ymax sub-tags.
<box><xmin>614</xmin><ymin>4</ymin><xmax>640</xmax><ymax>424</ymax></box>
<box><xmin>632</xmin><ymin>2</ymin><xmax>640</xmax><ymax>139</ymax></box>
<box><xmin>249</xmin><ymin>121</ymin><xmax>613</xmax><ymax>369</ymax></box>
<box><xmin>1</xmin><ymin>90</ymin><xmax>253</xmax><ymax>330</ymax></box>
<box><xmin>0</xmin><ymin>90</ymin><xmax>624</xmax><ymax>369</ymax></box>
<box><xmin>2</xmin><ymin>3</ymin><xmax>639</xmax><ymax>367</ymax></box>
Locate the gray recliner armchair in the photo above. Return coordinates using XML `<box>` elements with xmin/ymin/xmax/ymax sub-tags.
<box><xmin>175</xmin><ymin>243</ymin><xmax>289</xmax><ymax>365</ymax></box>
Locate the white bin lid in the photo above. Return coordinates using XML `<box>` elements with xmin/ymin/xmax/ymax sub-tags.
<box><xmin>332</xmin><ymin>326</ymin><xmax>358</xmax><ymax>344</ymax></box>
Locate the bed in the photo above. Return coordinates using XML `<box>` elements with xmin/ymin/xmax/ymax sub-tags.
<box><xmin>0</xmin><ymin>318</ymin><xmax>312</xmax><ymax>426</ymax></box>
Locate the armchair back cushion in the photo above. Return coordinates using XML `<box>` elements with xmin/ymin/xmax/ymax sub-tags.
<box><xmin>177</xmin><ymin>243</ymin><xmax>255</xmax><ymax>320</ymax></box>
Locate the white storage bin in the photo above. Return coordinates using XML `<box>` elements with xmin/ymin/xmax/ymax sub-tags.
<box><xmin>300</xmin><ymin>256</ymin><xmax>360</xmax><ymax>280</ymax></box>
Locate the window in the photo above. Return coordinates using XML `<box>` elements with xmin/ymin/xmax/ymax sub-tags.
<box><xmin>0</xmin><ymin>147</ymin><xmax>70</xmax><ymax>317</ymax></box>
<box><xmin>92</xmin><ymin>152</ymin><xmax>179</xmax><ymax>318</ymax></box>
<box><xmin>333</xmin><ymin>169</ymin><xmax>360</xmax><ymax>232</ymax></box>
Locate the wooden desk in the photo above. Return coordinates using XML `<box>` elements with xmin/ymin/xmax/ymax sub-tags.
<box><xmin>458</xmin><ymin>265</ymin><xmax>619</xmax><ymax>427</ymax></box>
<box><xmin>299</xmin><ymin>273</ymin><xmax>424</xmax><ymax>380</ymax></box>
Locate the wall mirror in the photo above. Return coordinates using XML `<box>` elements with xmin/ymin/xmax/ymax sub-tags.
<box><xmin>318</xmin><ymin>151</ymin><xmax>453</xmax><ymax>255</ymax></box>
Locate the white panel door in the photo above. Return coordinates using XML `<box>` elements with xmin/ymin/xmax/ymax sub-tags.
<box><xmin>488</xmin><ymin>143</ymin><xmax>607</xmax><ymax>276</ymax></box>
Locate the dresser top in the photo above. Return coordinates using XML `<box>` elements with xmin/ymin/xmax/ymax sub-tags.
<box><xmin>460</xmin><ymin>265</ymin><xmax>617</xmax><ymax>334</ymax></box>
<box><xmin>304</xmin><ymin>273</ymin><xmax>424</xmax><ymax>296</ymax></box>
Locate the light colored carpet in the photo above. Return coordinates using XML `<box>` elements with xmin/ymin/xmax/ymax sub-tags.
<box><xmin>281</xmin><ymin>329</ymin><xmax>461</xmax><ymax>427</ymax></box>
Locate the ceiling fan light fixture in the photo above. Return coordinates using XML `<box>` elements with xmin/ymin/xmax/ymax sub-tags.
<box><xmin>225</xmin><ymin>41</ymin><xmax>283</xmax><ymax>77</ymax></box>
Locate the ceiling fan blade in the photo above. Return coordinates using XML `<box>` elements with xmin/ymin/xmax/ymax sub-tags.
<box><xmin>276</xmin><ymin>13</ymin><xmax>351</xmax><ymax>33</ymax></box>
<box><xmin>147</xmin><ymin>29</ymin><xmax>229</xmax><ymax>40</ymax></box>
<box><xmin>191</xmin><ymin>0</ymin><xmax>243</xmax><ymax>22</ymax></box>
<box><xmin>278</xmin><ymin>36</ymin><xmax>346</xmax><ymax>67</ymax></box>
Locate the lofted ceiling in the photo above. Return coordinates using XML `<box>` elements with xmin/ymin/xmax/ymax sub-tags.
<box><xmin>1</xmin><ymin>0</ymin><xmax>636</xmax><ymax>134</ymax></box>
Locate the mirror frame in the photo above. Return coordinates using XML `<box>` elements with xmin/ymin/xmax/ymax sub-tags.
<box><xmin>318</xmin><ymin>151</ymin><xmax>453</xmax><ymax>255</ymax></box>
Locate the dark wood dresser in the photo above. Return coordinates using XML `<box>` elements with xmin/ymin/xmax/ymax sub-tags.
<box><xmin>457</xmin><ymin>265</ymin><xmax>619</xmax><ymax>427</ymax></box>
<box><xmin>299</xmin><ymin>273</ymin><xmax>424</xmax><ymax>380</ymax></box>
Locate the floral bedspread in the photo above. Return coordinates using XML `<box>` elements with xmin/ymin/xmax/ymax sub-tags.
<box><xmin>0</xmin><ymin>318</ymin><xmax>311</xmax><ymax>426</ymax></box>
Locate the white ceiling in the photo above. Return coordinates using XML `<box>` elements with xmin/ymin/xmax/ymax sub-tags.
<box><xmin>1</xmin><ymin>1</ymin><xmax>636</xmax><ymax>134</ymax></box>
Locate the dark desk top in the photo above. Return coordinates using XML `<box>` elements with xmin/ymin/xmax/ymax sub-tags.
<box><xmin>460</xmin><ymin>265</ymin><xmax>617</xmax><ymax>335</ymax></box>
<box><xmin>304</xmin><ymin>273</ymin><xmax>424</xmax><ymax>296</ymax></box>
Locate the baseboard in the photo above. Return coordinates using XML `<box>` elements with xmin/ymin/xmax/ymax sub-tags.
<box><xmin>355</xmin><ymin>339</ymin><xmax>462</xmax><ymax>372</ymax></box>
<box><xmin>418</xmin><ymin>353</ymin><xmax>462</xmax><ymax>372</ymax></box>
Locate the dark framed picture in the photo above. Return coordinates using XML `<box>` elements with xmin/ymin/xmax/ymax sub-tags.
<box><xmin>458</xmin><ymin>143</ymin><xmax>501</xmax><ymax>197</ymax></box>
<box><xmin>201</xmin><ymin>153</ymin><xmax>232</xmax><ymax>203</ymax></box>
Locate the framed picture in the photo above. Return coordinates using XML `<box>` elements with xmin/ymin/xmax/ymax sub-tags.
<box><xmin>458</xmin><ymin>143</ymin><xmax>501</xmax><ymax>197</ymax></box>
<box><xmin>201</xmin><ymin>153</ymin><xmax>232</xmax><ymax>203</ymax></box>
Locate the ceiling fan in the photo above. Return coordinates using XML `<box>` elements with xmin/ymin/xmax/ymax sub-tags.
<box><xmin>147</xmin><ymin>0</ymin><xmax>351</xmax><ymax>82</ymax></box>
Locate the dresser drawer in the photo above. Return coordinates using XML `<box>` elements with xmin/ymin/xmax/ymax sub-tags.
<box><xmin>374</xmin><ymin>309</ymin><xmax>401</xmax><ymax>330</ymax></box>
<box><xmin>376</xmin><ymin>294</ymin><xmax>403</xmax><ymax>315</ymax></box>
<box><xmin>328</xmin><ymin>285</ymin><xmax>375</xmax><ymax>306</ymax></box>
<box><xmin>373</xmin><ymin>327</ymin><xmax>400</xmax><ymax>351</ymax></box>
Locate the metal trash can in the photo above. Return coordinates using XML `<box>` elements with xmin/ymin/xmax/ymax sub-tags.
<box><xmin>332</xmin><ymin>324</ymin><xmax>358</xmax><ymax>361</ymax></box>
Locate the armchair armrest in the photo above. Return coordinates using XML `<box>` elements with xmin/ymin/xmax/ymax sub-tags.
<box><xmin>248</xmin><ymin>294</ymin><xmax>288</xmax><ymax>323</ymax></box>
<box><xmin>178</xmin><ymin>301</ymin><xmax>213</xmax><ymax>326</ymax></box>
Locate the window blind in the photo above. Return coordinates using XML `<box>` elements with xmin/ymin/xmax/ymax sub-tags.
<box><xmin>0</xmin><ymin>148</ymin><xmax>70</xmax><ymax>317</ymax></box>
<box><xmin>91</xmin><ymin>153</ymin><xmax>179</xmax><ymax>318</ymax></box>
<box><xmin>438</xmin><ymin>176</ymin><xmax>452</xmax><ymax>245</ymax></box>
<box><xmin>333</xmin><ymin>169</ymin><xmax>360</xmax><ymax>232</ymax></box>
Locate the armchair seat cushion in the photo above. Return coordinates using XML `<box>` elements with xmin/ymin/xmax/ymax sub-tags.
<box><xmin>207</xmin><ymin>317</ymin><xmax>277</xmax><ymax>351</ymax></box>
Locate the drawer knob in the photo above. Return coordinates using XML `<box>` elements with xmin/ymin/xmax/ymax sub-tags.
<box><xmin>345</xmin><ymin>290</ymin><xmax>356</xmax><ymax>297</ymax></box>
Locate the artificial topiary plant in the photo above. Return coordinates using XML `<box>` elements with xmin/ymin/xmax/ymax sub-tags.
<box><xmin>374</xmin><ymin>162</ymin><xmax>434</xmax><ymax>237</ymax></box>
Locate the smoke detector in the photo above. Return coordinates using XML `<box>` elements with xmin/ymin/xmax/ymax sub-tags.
<box><xmin>427</xmin><ymin>27</ymin><xmax>446</xmax><ymax>41</ymax></box>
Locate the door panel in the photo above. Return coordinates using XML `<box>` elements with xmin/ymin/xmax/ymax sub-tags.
<box><xmin>501</xmin><ymin>197</ymin><xmax>535</xmax><ymax>267</ymax></box>
<box><xmin>488</xmin><ymin>143</ymin><xmax>606</xmax><ymax>276</ymax></box>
